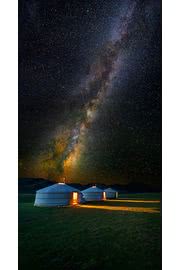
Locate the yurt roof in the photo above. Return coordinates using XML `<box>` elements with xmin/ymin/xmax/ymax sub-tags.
<box><xmin>104</xmin><ymin>187</ymin><xmax>117</xmax><ymax>192</ymax></box>
<box><xmin>36</xmin><ymin>183</ymin><xmax>80</xmax><ymax>193</ymax></box>
<box><xmin>82</xmin><ymin>185</ymin><xmax>103</xmax><ymax>193</ymax></box>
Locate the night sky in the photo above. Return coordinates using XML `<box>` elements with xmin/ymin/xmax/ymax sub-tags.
<box><xmin>19</xmin><ymin>0</ymin><xmax>161</xmax><ymax>187</ymax></box>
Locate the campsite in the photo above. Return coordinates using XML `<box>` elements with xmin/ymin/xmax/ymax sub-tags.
<box><xmin>19</xmin><ymin>188</ymin><xmax>161</xmax><ymax>270</ymax></box>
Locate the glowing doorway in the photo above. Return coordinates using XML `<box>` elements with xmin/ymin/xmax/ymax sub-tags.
<box><xmin>72</xmin><ymin>192</ymin><xmax>78</xmax><ymax>205</ymax></box>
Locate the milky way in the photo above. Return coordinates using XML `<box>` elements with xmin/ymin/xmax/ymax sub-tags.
<box><xmin>40</xmin><ymin>2</ymin><xmax>137</xmax><ymax>180</ymax></box>
<box><xmin>19</xmin><ymin>0</ymin><xmax>161</xmax><ymax>185</ymax></box>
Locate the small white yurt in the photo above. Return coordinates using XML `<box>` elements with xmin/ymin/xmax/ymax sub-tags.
<box><xmin>82</xmin><ymin>185</ymin><xmax>106</xmax><ymax>201</ymax></box>
<box><xmin>34</xmin><ymin>183</ymin><xmax>84</xmax><ymax>207</ymax></box>
<box><xmin>104</xmin><ymin>188</ymin><xmax>118</xmax><ymax>199</ymax></box>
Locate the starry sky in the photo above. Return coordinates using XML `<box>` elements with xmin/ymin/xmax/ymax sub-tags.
<box><xmin>19</xmin><ymin>0</ymin><xmax>161</xmax><ymax>187</ymax></box>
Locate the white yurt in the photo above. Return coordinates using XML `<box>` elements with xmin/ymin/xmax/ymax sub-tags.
<box><xmin>34</xmin><ymin>183</ymin><xmax>84</xmax><ymax>207</ymax></box>
<box><xmin>104</xmin><ymin>188</ymin><xmax>118</xmax><ymax>199</ymax></box>
<box><xmin>82</xmin><ymin>185</ymin><xmax>106</xmax><ymax>201</ymax></box>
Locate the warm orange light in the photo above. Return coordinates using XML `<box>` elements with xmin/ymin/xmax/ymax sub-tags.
<box><xmin>103</xmin><ymin>192</ymin><xmax>106</xmax><ymax>200</ymax></box>
<box><xmin>108</xmin><ymin>199</ymin><xmax>161</xmax><ymax>203</ymax></box>
<box><xmin>78</xmin><ymin>204</ymin><xmax>160</xmax><ymax>213</ymax></box>
<box><xmin>72</xmin><ymin>192</ymin><xmax>78</xmax><ymax>205</ymax></box>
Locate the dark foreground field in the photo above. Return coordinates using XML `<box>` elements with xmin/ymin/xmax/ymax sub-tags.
<box><xmin>19</xmin><ymin>193</ymin><xmax>161</xmax><ymax>270</ymax></box>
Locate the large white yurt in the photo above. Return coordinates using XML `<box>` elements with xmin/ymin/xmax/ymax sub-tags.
<box><xmin>82</xmin><ymin>185</ymin><xmax>106</xmax><ymax>201</ymax></box>
<box><xmin>34</xmin><ymin>183</ymin><xmax>84</xmax><ymax>207</ymax></box>
<box><xmin>104</xmin><ymin>188</ymin><xmax>118</xmax><ymax>199</ymax></box>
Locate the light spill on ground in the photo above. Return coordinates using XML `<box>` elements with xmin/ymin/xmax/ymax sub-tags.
<box><xmin>77</xmin><ymin>204</ymin><xmax>160</xmax><ymax>213</ymax></box>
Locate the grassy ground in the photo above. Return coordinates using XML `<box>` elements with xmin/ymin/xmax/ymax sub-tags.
<box><xmin>19</xmin><ymin>193</ymin><xmax>161</xmax><ymax>270</ymax></box>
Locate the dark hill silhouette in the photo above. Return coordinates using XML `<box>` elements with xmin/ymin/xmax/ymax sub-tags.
<box><xmin>18</xmin><ymin>178</ymin><xmax>161</xmax><ymax>194</ymax></box>
<box><xmin>18</xmin><ymin>178</ymin><xmax>55</xmax><ymax>193</ymax></box>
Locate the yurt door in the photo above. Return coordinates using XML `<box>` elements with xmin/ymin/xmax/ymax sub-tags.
<box><xmin>72</xmin><ymin>192</ymin><xmax>78</xmax><ymax>205</ymax></box>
